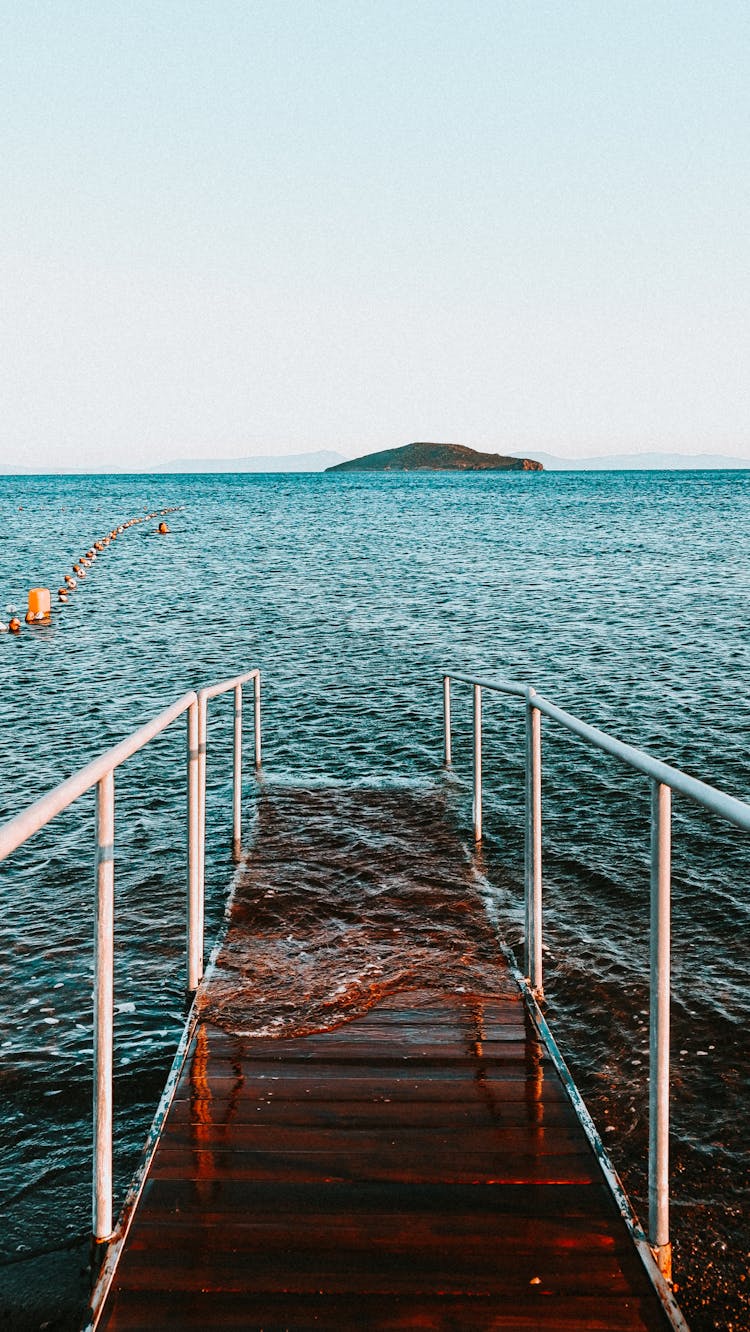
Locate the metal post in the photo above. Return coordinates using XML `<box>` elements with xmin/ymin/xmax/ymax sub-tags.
<box><xmin>253</xmin><ymin>671</ymin><xmax>262</xmax><ymax>769</ymax></box>
<box><xmin>196</xmin><ymin>691</ymin><xmax>207</xmax><ymax>983</ymax></box>
<box><xmin>524</xmin><ymin>691</ymin><xmax>543</xmax><ymax>994</ymax></box>
<box><xmin>473</xmin><ymin>683</ymin><xmax>482</xmax><ymax>842</ymax></box>
<box><xmin>186</xmin><ymin>700</ymin><xmax>201</xmax><ymax>991</ymax></box>
<box><xmin>93</xmin><ymin>770</ymin><xmax>114</xmax><ymax>1243</ymax></box>
<box><xmin>232</xmin><ymin>682</ymin><xmax>242</xmax><ymax>862</ymax></box>
<box><xmin>649</xmin><ymin>779</ymin><xmax>672</xmax><ymax>1279</ymax></box>
<box><xmin>443</xmin><ymin>675</ymin><xmax>452</xmax><ymax>766</ymax></box>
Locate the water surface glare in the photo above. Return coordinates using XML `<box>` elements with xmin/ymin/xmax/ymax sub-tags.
<box><xmin>0</xmin><ymin>471</ymin><xmax>748</xmax><ymax>1331</ymax></box>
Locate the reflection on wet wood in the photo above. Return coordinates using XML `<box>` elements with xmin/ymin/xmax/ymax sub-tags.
<box><xmin>98</xmin><ymin>989</ymin><xmax>670</xmax><ymax>1329</ymax></box>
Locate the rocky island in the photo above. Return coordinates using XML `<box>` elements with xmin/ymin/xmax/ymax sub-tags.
<box><xmin>325</xmin><ymin>442</ymin><xmax>543</xmax><ymax>472</ymax></box>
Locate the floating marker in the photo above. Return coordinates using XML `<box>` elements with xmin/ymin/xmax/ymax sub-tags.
<box><xmin>28</xmin><ymin>588</ymin><xmax>51</xmax><ymax>620</ymax></box>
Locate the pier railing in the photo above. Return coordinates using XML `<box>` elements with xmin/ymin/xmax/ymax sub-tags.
<box><xmin>0</xmin><ymin>668</ymin><xmax>261</xmax><ymax>1245</ymax></box>
<box><xmin>442</xmin><ymin>669</ymin><xmax>750</xmax><ymax>1280</ymax></box>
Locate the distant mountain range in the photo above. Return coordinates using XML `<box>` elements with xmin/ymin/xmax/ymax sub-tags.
<box><xmin>509</xmin><ymin>450</ymin><xmax>750</xmax><ymax>471</ymax></box>
<box><xmin>0</xmin><ymin>450</ymin><xmax>346</xmax><ymax>474</ymax></box>
<box><xmin>153</xmin><ymin>450</ymin><xmax>345</xmax><ymax>473</ymax></box>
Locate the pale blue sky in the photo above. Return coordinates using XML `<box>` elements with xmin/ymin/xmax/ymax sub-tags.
<box><xmin>1</xmin><ymin>1</ymin><xmax>749</xmax><ymax>468</ymax></box>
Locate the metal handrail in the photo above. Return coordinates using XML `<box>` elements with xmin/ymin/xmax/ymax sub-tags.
<box><xmin>442</xmin><ymin>669</ymin><xmax>750</xmax><ymax>1282</ymax></box>
<box><xmin>0</xmin><ymin>668</ymin><xmax>261</xmax><ymax>1246</ymax></box>
<box><xmin>0</xmin><ymin>692</ymin><xmax>196</xmax><ymax>862</ymax></box>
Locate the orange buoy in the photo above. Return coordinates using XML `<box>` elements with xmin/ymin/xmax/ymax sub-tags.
<box><xmin>28</xmin><ymin>588</ymin><xmax>51</xmax><ymax>618</ymax></box>
<box><xmin>8</xmin><ymin>617</ymin><xmax>21</xmax><ymax>633</ymax></box>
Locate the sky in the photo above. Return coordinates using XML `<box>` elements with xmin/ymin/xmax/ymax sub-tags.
<box><xmin>1</xmin><ymin>1</ymin><xmax>749</xmax><ymax>470</ymax></box>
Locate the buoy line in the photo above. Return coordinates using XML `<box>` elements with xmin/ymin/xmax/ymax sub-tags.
<box><xmin>1</xmin><ymin>506</ymin><xmax>182</xmax><ymax>634</ymax></box>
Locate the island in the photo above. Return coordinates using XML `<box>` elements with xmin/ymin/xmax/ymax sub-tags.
<box><xmin>325</xmin><ymin>442</ymin><xmax>543</xmax><ymax>472</ymax></box>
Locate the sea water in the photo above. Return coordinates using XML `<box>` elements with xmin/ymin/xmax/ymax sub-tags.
<box><xmin>0</xmin><ymin>470</ymin><xmax>748</xmax><ymax>1330</ymax></box>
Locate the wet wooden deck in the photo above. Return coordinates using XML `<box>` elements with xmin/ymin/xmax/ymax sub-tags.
<box><xmin>96</xmin><ymin>988</ymin><xmax>671</xmax><ymax>1330</ymax></box>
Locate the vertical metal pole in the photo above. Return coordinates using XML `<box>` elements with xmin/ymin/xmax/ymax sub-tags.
<box><xmin>443</xmin><ymin>675</ymin><xmax>452</xmax><ymax>766</ymax></box>
<box><xmin>93</xmin><ymin>770</ymin><xmax>114</xmax><ymax>1243</ymax></box>
<box><xmin>649</xmin><ymin>779</ymin><xmax>672</xmax><ymax>1279</ymax></box>
<box><xmin>187</xmin><ymin>700</ymin><xmax>201</xmax><ymax>992</ymax></box>
<box><xmin>473</xmin><ymin>683</ymin><xmax>482</xmax><ymax>842</ymax></box>
<box><xmin>196</xmin><ymin>691</ymin><xmax>207</xmax><ymax>983</ymax></box>
<box><xmin>232</xmin><ymin>682</ymin><xmax>242</xmax><ymax>862</ymax></box>
<box><xmin>525</xmin><ymin>692</ymin><xmax>543</xmax><ymax>994</ymax></box>
<box><xmin>524</xmin><ymin>701</ymin><xmax>531</xmax><ymax>976</ymax></box>
<box><xmin>253</xmin><ymin>671</ymin><xmax>262</xmax><ymax>769</ymax></box>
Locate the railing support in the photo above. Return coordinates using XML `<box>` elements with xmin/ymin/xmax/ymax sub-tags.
<box><xmin>443</xmin><ymin>675</ymin><xmax>452</xmax><ymax>766</ymax></box>
<box><xmin>196</xmin><ymin>692</ymin><xmax>208</xmax><ymax>983</ymax></box>
<box><xmin>232</xmin><ymin>683</ymin><xmax>243</xmax><ymax>862</ymax></box>
<box><xmin>524</xmin><ymin>691</ymin><xmax>543</xmax><ymax>995</ymax></box>
<box><xmin>186</xmin><ymin>700</ymin><xmax>201</xmax><ymax>992</ymax></box>
<box><xmin>649</xmin><ymin>779</ymin><xmax>672</xmax><ymax>1279</ymax></box>
<box><xmin>93</xmin><ymin>770</ymin><xmax>115</xmax><ymax>1243</ymax></box>
<box><xmin>473</xmin><ymin>683</ymin><xmax>482</xmax><ymax>842</ymax></box>
<box><xmin>253</xmin><ymin>671</ymin><xmax>262</xmax><ymax>769</ymax></box>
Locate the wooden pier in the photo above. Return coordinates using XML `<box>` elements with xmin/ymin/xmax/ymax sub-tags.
<box><xmin>94</xmin><ymin>984</ymin><xmax>673</xmax><ymax>1330</ymax></box>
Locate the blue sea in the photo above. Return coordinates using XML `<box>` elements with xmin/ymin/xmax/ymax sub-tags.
<box><xmin>0</xmin><ymin>471</ymin><xmax>748</xmax><ymax>1330</ymax></box>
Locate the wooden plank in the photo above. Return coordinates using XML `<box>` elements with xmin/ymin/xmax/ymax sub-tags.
<box><xmin>188</xmin><ymin>1057</ymin><xmax>555</xmax><ymax>1081</ymax></box>
<box><xmin>154</xmin><ymin>1123</ymin><xmax>588</xmax><ymax>1152</ymax></box>
<box><xmin>165</xmin><ymin>1097</ymin><xmax>581</xmax><ymax>1127</ymax></box>
<box><xmin>146</xmin><ymin>1150</ymin><xmax>598</xmax><ymax>1186</ymax></box>
<box><xmin>136</xmin><ymin>1178</ymin><xmax>629</xmax><ymax>1221</ymax></box>
<box><xmin>102</xmin><ymin>1289</ymin><xmax>660</xmax><ymax>1331</ymax></box>
<box><xmin>176</xmin><ymin>1043</ymin><xmax>547</xmax><ymax>1068</ymax></box>
<box><xmin>125</xmin><ymin>1209</ymin><xmax>629</xmax><ymax>1247</ymax></box>
<box><xmin>171</xmin><ymin>1076</ymin><xmax>570</xmax><ymax>1108</ymax></box>
<box><xmin>107</xmin><ymin>1253</ymin><xmax>649</xmax><ymax>1298</ymax></box>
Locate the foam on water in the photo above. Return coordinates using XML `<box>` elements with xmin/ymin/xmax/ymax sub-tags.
<box><xmin>200</xmin><ymin>784</ymin><xmax>513</xmax><ymax>1039</ymax></box>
